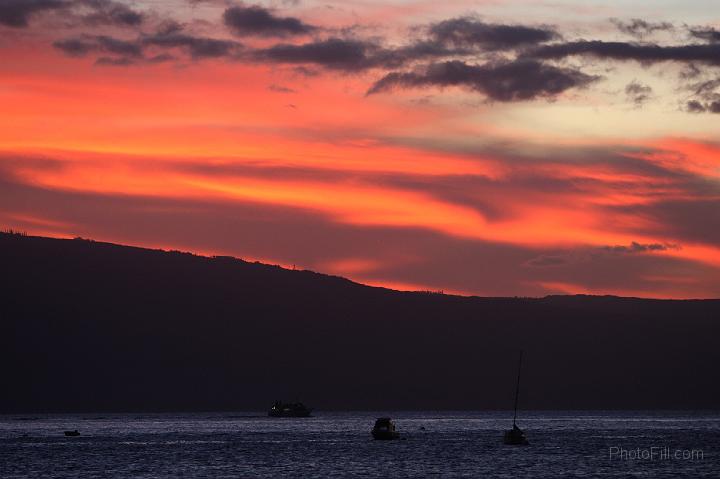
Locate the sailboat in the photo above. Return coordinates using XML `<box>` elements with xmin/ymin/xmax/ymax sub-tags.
<box><xmin>503</xmin><ymin>350</ymin><xmax>529</xmax><ymax>445</ymax></box>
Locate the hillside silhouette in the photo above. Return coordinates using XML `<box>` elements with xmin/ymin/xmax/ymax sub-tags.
<box><xmin>2</xmin><ymin>231</ymin><xmax>719</xmax><ymax>412</ymax></box>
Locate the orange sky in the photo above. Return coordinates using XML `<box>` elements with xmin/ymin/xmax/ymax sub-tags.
<box><xmin>1</xmin><ymin>0</ymin><xmax>719</xmax><ymax>298</ymax></box>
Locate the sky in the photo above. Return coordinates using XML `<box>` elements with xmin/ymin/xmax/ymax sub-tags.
<box><xmin>1</xmin><ymin>0</ymin><xmax>719</xmax><ymax>298</ymax></box>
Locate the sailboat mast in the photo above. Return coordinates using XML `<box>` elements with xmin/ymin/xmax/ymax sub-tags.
<box><xmin>512</xmin><ymin>350</ymin><xmax>523</xmax><ymax>426</ymax></box>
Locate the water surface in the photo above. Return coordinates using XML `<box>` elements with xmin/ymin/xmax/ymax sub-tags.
<box><xmin>1</xmin><ymin>411</ymin><xmax>718</xmax><ymax>477</ymax></box>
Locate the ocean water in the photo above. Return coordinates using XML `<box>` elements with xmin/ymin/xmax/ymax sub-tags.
<box><xmin>1</xmin><ymin>411</ymin><xmax>718</xmax><ymax>478</ymax></box>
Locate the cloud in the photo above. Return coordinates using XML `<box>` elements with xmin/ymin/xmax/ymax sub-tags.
<box><xmin>268</xmin><ymin>84</ymin><xmax>296</xmax><ymax>93</ymax></box>
<box><xmin>689</xmin><ymin>28</ymin><xmax>720</xmax><ymax>44</ymax></box>
<box><xmin>613</xmin><ymin>198</ymin><xmax>720</xmax><ymax>245</ymax></box>
<box><xmin>610</xmin><ymin>18</ymin><xmax>673</xmax><ymax>39</ymax></box>
<box><xmin>142</xmin><ymin>23</ymin><xmax>243</xmax><ymax>59</ymax></box>
<box><xmin>527</xmin><ymin>40</ymin><xmax>720</xmax><ymax>65</ymax></box>
<box><xmin>53</xmin><ymin>21</ymin><xmax>242</xmax><ymax>63</ymax></box>
<box><xmin>254</xmin><ymin>37</ymin><xmax>380</xmax><ymax>71</ymax></box>
<box><xmin>525</xmin><ymin>254</ymin><xmax>571</xmax><ymax>267</ymax></box>
<box><xmin>625</xmin><ymin>80</ymin><xmax>652</xmax><ymax>106</ymax></box>
<box><xmin>685</xmin><ymin>76</ymin><xmax>720</xmax><ymax>113</ymax></box>
<box><xmin>686</xmin><ymin>100</ymin><xmax>720</xmax><ymax>114</ymax></box>
<box><xmin>526</xmin><ymin>242</ymin><xmax>679</xmax><ymax>270</ymax></box>
<box><xmin>0</xmin><ymin>0</ymin><xmax>66</xmax><ymax>27</ymax></box>
<box><xmin>95</xmin><ymin>55</ymin><xmax>135</xmax><ymax>66</ymax></box>
<box><xmin>145</xmin><ymin>34</ymin><xmax>241</xmax><ymax>59</ymax></box>
<box><xmin>79</xmin><ymin>0</ymin><xmax>143</xmax><ymax>27</ymax></box>
<box><xmin>686</xmin><ymin>99</ymin><xmax>707</xmax><ymax>113</ymax></box>
<box><xmin>0</xmin><ymin>0</ymin><xmax>144</xmax><ymax>28</ymax></box>
<box><xmin>251</xmin><ymin>34</ymin><xmax>473</xmax><ymax>72</ymax></box>
<box><xmin>223</xmin><ymin>4</ymin><xmax>315</xmax><ymax>37</ymax></box>
<box><xmin>602</xmin><ymin>242</ymin><xmax>678</xmax><ymax>254</ymax></box>
<box><xmin>428</xmin><ymin>17</ymin><xmax>558</xmax><ymax>49</ymax></box>
<box><xmin>53</xmin><ymin>34</ymin><xmax>142</xmax><ymax>58</ymax></box>
<box><xmin>367</xmin><ymin>59</ymin><xmax>599</xmax><ymax>102</ymax></box>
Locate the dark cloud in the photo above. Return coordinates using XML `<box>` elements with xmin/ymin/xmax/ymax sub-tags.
<box><xmin>690</xmin><ymin>77</ymin><xmax>720</xmax><ymax>97</ymax></box>
<box><xmin>0</xmin><ymin>0</ymin><xmax>66</xmax><ymax>27</ymax></box>
<box><xmin>525</xmin><ymin>254</ymin><xmax>571</xmax><ymax>267</ymax></box>
<box><xmin>252</xmin><ymin>35</ymin><xmax>470</xmax><ymax>72</ymax></box>
<box><xmin>602</xmin><ymin>242</ymin><xmax>678</xmax><ymax>254</ymax></box>
<box><xmin>268</xmin><ymin>84</ymin><xmax>296</xmax><ymax>93</ymax></box>
<box><xmin>95</xmin><ymin>55</ymin><xmax>135</xmax><ymax>66</ymax></box>
<box><xmin>53</xmin><ymin>34</ymin><xmax>142</xmax><ymax>58</ymax></box>
<box><xmin>685</xmin><ymin>76</ymin><xmax>720</xmax><ymax>113</ymax></box>
<box><xmin>526</xmin><ymin>242</ymin><xmax>679</xmax><ymax>271</ymax></box>
<box><xmin>375</xmin><ymin>40</ymin><xmax>470</xmax><ymax>66</ymax></box>
<box><xmin>143</xmin><ymin>23</ymin><xmax>242</xmax><ymax>59</ymax></box>
<box><xmin>80</xmin><ymin>0</ymin><xmax>143</xmax><ymax>27</ymax></box>
<box><xmin>625</xmin><ymin>80</ymin><xmax>652</xmax><ymax>106</ymax></box>
<box><xmin>686</xmin><ymin>100</ymin><xmax>720</xmax><ymax>114</ymax></box>
<box><xmin>611</xmin><ymin>18</ymin><xmax>673</xmax><ymax>39</ymax></box>
<box><xmin>679</xmin><ymin>62</ymin><xmax>702</xmax><ymax>79</ymax></box>
<box><xmin>223</xmin><ymin>4</ymin><xmax>315</xmax><ymax>37</ymax></box>
<box><xmin>367</xmin><ymin>59</ymin><xmax>600</xmax><ymax>102</ymax></box>
<box><xmin>527</xmin><ymin>40</ymin><xmax>720</xmax><ymax>65</ymax></box>
<box><xmin>612</xmin><ymin>198</ymin><xmax>720</xmax><ymax>246</ymax></box>
<box><xmin>429</xmin><ymin>17</ymin><xmax>558</xmax><ymax>49</ymax></box>
<box><xmin>686</xmin><ymin>99</ymin><xmax>707</xmax><ymax>113</ymax></box>
<box><xmin>53</xmin><ymin>37</ymin><xmax>95</xmax><ymax>56</ymax></box>
<box><xmin>689</xmin><ymin>28</ymin><xmax>720</xmax><ymax>43</ymax></box>
<box><xmin>0</xmin><ymin>0</ymin><xmax>144</xmax><ymax>28</ymax></box>
<box><xmin>95</xmin><ymin>34</ymin><xmax>142</xmax><ymax>56</ymax></box>
<box><xmin>254</xmin><ymin>38</ymin><xmax>379</xmax><ymax>71</ymax></box>
<box><xmin>147</xmin><ymin>53</ymin><xmax>175</xmax><ymax>63</ymax></box>
<box><xmin>53</xmin><ymin>21</ymin><xmax>242</xmax><ymax>63</ymax></box>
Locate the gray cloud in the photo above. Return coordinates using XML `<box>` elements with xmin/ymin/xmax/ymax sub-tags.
<box><xmin>689</xmin><ymin>28</ymin><xmax>720</xmax><ymax>44</ymax></box>
<box><xmin>367</xmin><ymin>59</ymin><xmax>600</xmax><ymax>102</ymax></box>
<box><xmin>685</xmin><ymin>76</ymin><xmax>720</xmax><ymax>113</ymax></box>
<box><xmin>685</xmin><ymin>100</ymin><xmax>720</xmax><ymax>114</ymax></box>
<box><xmin>625</xmin><ymin>80</ymin><xmax>652</xmax><ymax>106</ymax></box>
<box><xmin>95</xmin><ymin>55</ymin><xmax>135</xmax><ymax>66</ymax></box>
<box><xmin>223</xmin><ymin>4</ymin><xmax>315</xmax><ymax>37</ymax></box>
<box><xmin>251</xmin><ymin>34</ymin><xmax>473</xmax><ymax>72</ymax></box>
<box><xmin>602</xmin><ymin>242</ymin><xmax>678</xmax><ymax>254</ymax></box>
<box><xmin>525</xmin><ymin>254</ymin><xmax>571</xmax><ymax>267</ymax></box>
<box><xmin>143</xmin><ymin>29</ymin><xmax>242</xmax><ymax>59</ymax></box>
<box><xmin>53</xmin><ymin>34</ymin><xmax>142</xmax><ymax>58</ymax></box>
<box><xmin>611</xmin><ymin>18</ymin><xmax>673</xmax><ymax>39</ymax></box>
<box><xmin>79</xmin><ymin>0</ymin><xmax>143</xmax><ymax>27</ymax></box>
<box><xmin>429</xmin><ymin>17</ymin><xmax>558</xmax><ymax>49</ymax></box>
<box><xmin>0</xmin><ymin>0</ymin><xmax>143</xmax><ymax>28</ymax></box>
<box><xmin>0</xmin><ymin>0</ymin><xmax>66</xmax><ymax>27</ymax></box>
<box><xmin>54</xmin><ymin>21</ymin><xmax>241</xmax><ymax>62</ymax></box>
<box><xmin>268</xmin><ymin>84</ymin><xmax>297</xmax><ymax>93</ymax></box>
<box><xmin>527</xmin><ymin>40</ymin><xmax>720</xmax><ymax>65</ymax></box>
<box><xmin>254</xmin><ymin>38</ymin><xmax>379</xmax><ymax>71</ymax></box>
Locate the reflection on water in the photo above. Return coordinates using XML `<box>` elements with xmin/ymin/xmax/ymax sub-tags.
<box><xmin>1</xmin><ymin>411</ymin><xmax>718</xmax><ymax>478</ymax></box>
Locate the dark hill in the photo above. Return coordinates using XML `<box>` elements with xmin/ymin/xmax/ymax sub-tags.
<box><xmin>1</xmin><ymin>231</ymin><xmax>719</xmax><ymax>412</ymax></box>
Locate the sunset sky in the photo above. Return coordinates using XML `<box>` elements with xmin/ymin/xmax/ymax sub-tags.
<box><xmin>1</xmin><ymin>0</ymin><xmax>719</xmax><ymax>298</ymax></box>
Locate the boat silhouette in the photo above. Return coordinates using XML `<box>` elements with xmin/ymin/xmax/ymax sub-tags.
<box><xmin>371</xmin><ymin>417</ymin><xmax>400</xmax><ymax>440</ymax></box>
<box><xmin>503</xmin><ymin>350</ymin><xmax>529</xmax><ymax>445</ymax></box>
<box><xmin>268</xmin><ymin>401</ymin><xmax>313</xmax><ymax>417</ymax></box>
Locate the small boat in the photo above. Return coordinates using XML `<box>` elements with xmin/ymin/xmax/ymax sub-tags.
<box><xmin>372</xmin><ymin>417</ymin><xmax>400</xmax><ymax>440</ymax></box>
<box><xmin>268</xmin><ymin>401</ymin><xmax>313</xmax><ymax>417</ymax></box>
<box><xmin>503</xmin><ymin>350</ymin><xmax>529</xmax><ymax>445</ymax></box>
<box><xmin>64</xmin><ymin>430</ymin><xmax>80</xmax><ymax>437</ymax></box>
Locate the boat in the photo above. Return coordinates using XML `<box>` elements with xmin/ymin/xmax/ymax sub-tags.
<box><xmin>503</xmin><ymin>350</ymin><xmax>529</xmax><ymax>445</ymax></box>
<box><xmin>64</xmin><ymin>430</ymin><xmax>80</xmax><ymax>437</ymax></box>
<box><xmin>371</xmin><ymin>417</ymin><xmax>400</xmax><ymax>440</ymax></box>
<box><xmin>268</xmin><ymin>401</ymin><xmax>313</xmax><ymax>417</ymax></box>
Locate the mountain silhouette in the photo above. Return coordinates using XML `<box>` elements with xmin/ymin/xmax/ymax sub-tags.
<box><xmin>2</xmin><ymin>231</ymin><xmax>719</xmax><ymax>412</ymax></box>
